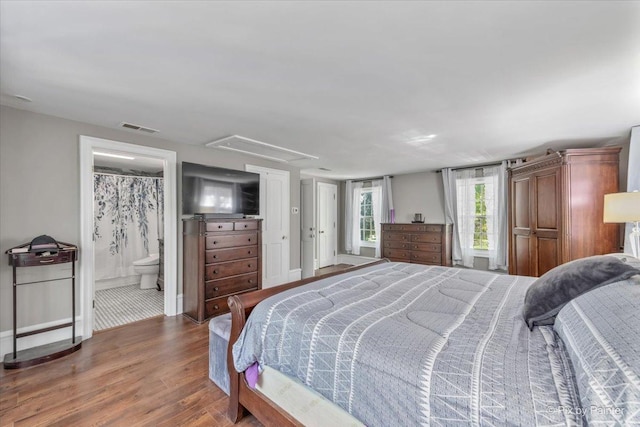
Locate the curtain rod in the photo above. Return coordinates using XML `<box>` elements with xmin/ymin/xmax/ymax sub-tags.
<box><xmin>436</xmin><ymin>159</ymin><xmax>522</xmax><ymax>173</ymax></box>
<box><xmin>349</xmin><ymin>175</ymin><xmax>393</xmax><ymax>183</ymax></box>
<box><xmin>93</xmin><ymin>171</ymin><xmax>164</xmax><ymax>179</ymax></box>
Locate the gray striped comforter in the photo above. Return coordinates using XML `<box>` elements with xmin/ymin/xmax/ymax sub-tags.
<box><xmin>233</xmin><ymin>262</ymin><xmax>588</xmax><ymax>426</ymax></box>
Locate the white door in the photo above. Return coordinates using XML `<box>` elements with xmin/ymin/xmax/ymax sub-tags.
<box><xmin>317</xmin><ymin>182</ymin><xmax>337</xmax><ymax>268</ymax></box>
<box><xmin>246</xmin><ymin>165</ymin><xmax>290</xmax><ymax>288</ymax></box>
<box><xmin>301</xmin><ymin>179</ymin><xmax>316</xmax><ymax>279</ymax></box>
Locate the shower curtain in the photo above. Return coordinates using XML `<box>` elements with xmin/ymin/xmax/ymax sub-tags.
<box><xmin>94</xmin><ymin>173</ymin><xmax>164</xmax><ymax>282</ymax></box>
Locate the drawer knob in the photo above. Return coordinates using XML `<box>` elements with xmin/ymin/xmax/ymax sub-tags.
<box><xmin>213</xmin><ymin>255</ymin><xmax>218</xmax><ymax>259</ymax></box>
<box><xmin>218</xmin><ymin>225</ymin><xmax>223</xmax><ymax>229</ymax></box>
<box><xmin>247</xmin><ymin>264</ymin><xmax>252</xmax><ymax>268</ymax></box>
<box><xmin>214</xmin><ymin>304</ymin><xmax>219</xmax><ymax>310</ymax></box>
<box><xmin>248</xmin><ymin>279</ymin><xmax>253</xmax><ymax>284</ymax></box>
<box><xmin>244</xmin><ymin>224</ymin><xmax>248</xmax><ymax>228</ymax></box>
<box><xmin>247</xmin><ymin>238</ymin><xmax>252</xmax><ymax>242</ymax></box>
<box><xmin>214</xmin><ymin>287</ymin><xmax>219</xmax><ymax>291</ymax></box>
<box><xmin>213</xmin><ymin>241</ymin><xmax>218</xmax><ymax>245</ymax></box>
<box><xmin>213</xmin><ymin>270</ymin><xmax>218</xmax><ymax>274</ymax></box>
<box><xmin>248</xmin><ymin>250</ymin><xmax>252</xmax><ymax>254</ymax></box>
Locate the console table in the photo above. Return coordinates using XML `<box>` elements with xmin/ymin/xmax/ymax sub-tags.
<box><xmin>4</xmin><ymin>242</ymin><xmax>82</xmax><ymax>369</ymax></box>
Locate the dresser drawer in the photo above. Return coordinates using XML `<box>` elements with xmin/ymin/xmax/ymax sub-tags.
<box><xmin>206</xmin><ymin>246</ymin><xmax>258</xmax><ymax>264</ymax></box>
<box><xmin>424</xmin><ymin>224</ymin><xmax>444</xmax><ymax>233</ymax></box>
<box><xmin>383</xmin><ymin>248</ymin><xmax>411</xmax><ymax>260</ymax></box>
<box><xmin>205</xmin><ymin>233</ymin><xmax>258</xmax><ymax>249</ymax></box>
<box><xmin>205</xmin><ymin>258</ymin><xmax>258</xmax><ymax>280</ymax></box>
<box><xmin>205</xmin><ymin>273</ymin><xmax>259</xmax><ymax>299</ymax></box>
<box><xmin>234</xmin><ymin>221</ymin><xmax>259</xmax><ymax>231</ymax></box>
<box><xmin>411</xmin><ymin>252</ymin><xmax>442</xmax><ymax>264</ymax></box>
<box><xmin>411</xmin><ymin>233</ymin><xmax>441</xmax><ymax>244</ymax></box>
<box><xmin>205</xmin><ymin>222</ymin><xmax>234</xmax><ymax>232</ymax></box>
<box><xmin>384</xmin><ymin>233</ymin><xmax>410</xmax><ymax>242</ymax></box>
<box><xmin>205</xmin><ymin>296</ymin><xmax>230</xmax><ymax>318</ymax></box>
<box><xmin>383</xmin><ymin>224</ymin><xmax>426</xmax><ymax>232</ymax></box>
<box><xmin>383</xmin><ymin>241</ymin><xmax>411</xmax><ymax>249</ymax></box>
<box><xmin>411</xmin><ymin>243</ymin><xmax>441</xmax><ymax>252</ymax></box>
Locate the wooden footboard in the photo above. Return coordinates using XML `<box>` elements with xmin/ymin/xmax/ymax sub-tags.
<box><xmin>226</xmin><ymin>261</ymin><xmax>387</xmax><ymax>425</ymax></box>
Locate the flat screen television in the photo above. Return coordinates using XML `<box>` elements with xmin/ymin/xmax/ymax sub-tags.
<box><xmin>182</xmin><ymin>162</ymin><xmax>260</xmax><ymax>216</ymax></box>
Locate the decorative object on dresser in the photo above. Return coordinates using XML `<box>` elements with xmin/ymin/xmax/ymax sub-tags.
<box><xmin>508</xmin><ymin>147</ymin><xmax>621</xmax><ymax>277</ymax></box>
<box><xmin>4</xmin><ymin>237</ymin><xmax>81</xmax><ymax>369</ymax></box>
<box><xmin>182</xmin><ymin>218</ymin><xmax>262</xmax><ymax>323</ymax></box>
<box><xmin>381</xmin><ymin>223</ymin><xmax>452</xmax><ymax>266</ymax></box>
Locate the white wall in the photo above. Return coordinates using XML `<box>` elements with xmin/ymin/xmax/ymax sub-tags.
<box><xmin>0</xmin><ymin>105</ymin><xmax>301</xmax><ymax>339</ymax></box>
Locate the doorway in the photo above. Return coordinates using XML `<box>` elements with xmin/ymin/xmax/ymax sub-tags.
<box><xmin>79</xmin><ymin>136</ymin><xmax>177</xmax><ymax>340</ymax></box>
<box><xmin>301</xmin><ymin>179</ymin><xmax>338</xmax><ymax>278</ymax></box>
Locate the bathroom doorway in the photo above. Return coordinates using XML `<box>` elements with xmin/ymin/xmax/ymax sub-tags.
<box><xmin>79</xmin><ymin>136</ymin><xmax>177</xmax><ymax>340</ymax></box>
<box><xmin>92</xmin><ymin>152</ymin><xmax>165</xmax><ymax>330</ymax></box>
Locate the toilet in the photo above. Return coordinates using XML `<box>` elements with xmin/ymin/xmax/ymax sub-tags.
<box><xmin>133</xmin><ymin>253</ymin><xmax>159</xmax><ymax>289</ymax></box>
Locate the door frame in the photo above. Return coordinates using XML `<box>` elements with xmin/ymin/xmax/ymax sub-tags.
<box><xmin>79</xmin><ymin>136</ymin><xmax>178</xmax><ymax>340</ymax></box>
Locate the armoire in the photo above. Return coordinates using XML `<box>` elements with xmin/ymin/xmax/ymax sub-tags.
<box><xmin>508</xmin><ymin>147</ymin><xmax>621</xmax><ymax>277</ymax></box>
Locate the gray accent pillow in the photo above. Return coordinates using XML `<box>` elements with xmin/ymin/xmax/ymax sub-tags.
<box><xmin>523</xmin><ymin>255</ymin><xmax>640</xmax><ymax>330</ymax></box>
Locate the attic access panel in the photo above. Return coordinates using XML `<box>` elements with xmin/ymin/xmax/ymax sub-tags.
<box><xmin>205</xmin><ymin>135</ymin><xmax>318</xmax><ymax>163</ymax></box>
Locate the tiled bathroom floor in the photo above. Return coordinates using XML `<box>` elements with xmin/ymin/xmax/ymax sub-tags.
<box><xmin>94</xmin><ymin>285</ymin><xmax>164</xmax><ymax>331</ymax></box>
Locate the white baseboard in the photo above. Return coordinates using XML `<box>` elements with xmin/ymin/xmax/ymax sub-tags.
<box><xmin>288</xmin><ymin>268</ymin><xmax>302</xmax><ymax>282</ymax></box>
<box><xmin>338</xmin><ymin>254</ymin><xmax>379</xmax><ymax>265</ymax></box>
<box><xmin>0</xmin><ymin>317</ymin><xmax>84</xmax><ymax>358</ymax></box>
<box><xmin>176</xmin><ymin>293</ymin><xmax>184</xmax><ymax>315</ymax></box>
<box><xmin>2</xmin><ymin>293</ymin><xmax>186</xmax><ymax>357</ymax></box>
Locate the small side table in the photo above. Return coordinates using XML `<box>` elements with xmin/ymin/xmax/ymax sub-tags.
<box><xmin>3</xmin><ymin>242</ymin><xmax>82</xmax><ymax>369</ymax></box>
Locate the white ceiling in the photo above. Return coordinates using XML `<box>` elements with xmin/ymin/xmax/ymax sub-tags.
<box><xmin>1</xmin><ymin>1</ymin><xmax>639</xmax><ymax>179</ymax></box>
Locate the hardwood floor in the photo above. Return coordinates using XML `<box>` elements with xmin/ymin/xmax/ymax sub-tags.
<box><xmin>0</xmin><ymin>316</ymin><xmax>262</xmax><ymax>427</ymax></box>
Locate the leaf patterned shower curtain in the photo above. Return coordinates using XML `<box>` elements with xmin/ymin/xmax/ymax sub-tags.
<box><xmin>94</xmin><ymin>174</ymin><xmax>164</xmax><ymax>281</ymax></box>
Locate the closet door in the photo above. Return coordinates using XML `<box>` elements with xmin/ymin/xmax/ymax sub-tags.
<box><xmin>531</xmin><ymin>168</ymin><xmax>562</xmax><ymax>276</ymax></box>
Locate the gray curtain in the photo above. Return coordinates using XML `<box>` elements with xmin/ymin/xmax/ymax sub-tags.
<box><xmin>381</xmin><ymin>175</ymin><xmax>394</xmax><ymax>223</ymax></box>
<box><xmin>344</xmin><ymin>180</ymin><xmax>354</xmax><ymax>253</ymax></box>
<box><xmin>494</xmin><ymin>161</ymin><xmax>509</xmax><ymax>270</ymax></box>
<box><xmin>442</xmin><ymin>168</ymin><xmax>462</xmax><ymax>264</ymax></box>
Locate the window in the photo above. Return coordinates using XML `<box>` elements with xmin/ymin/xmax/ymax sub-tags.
<box><xmin>473</xmin><ymin>180</ymin><xmax>493</xmax><ymax>250</ymax></box>
<box><xmin>456</xmin><ymin>172</ymin><xmax>497</xmax><ymax>258</ymax></box>
<box><xmin>359</xmin><ymin>189</ymin><xmax>376</xmax><ymax>246</ymax></box>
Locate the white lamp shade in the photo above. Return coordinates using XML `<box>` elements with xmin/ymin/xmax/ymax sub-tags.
<box><xmin>603</xmin><ymin>192</ymin><xmax>640</xmax><ymax>223</ymax></box>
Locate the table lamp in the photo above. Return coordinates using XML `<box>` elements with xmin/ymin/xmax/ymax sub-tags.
<box><xmin>603</xmin><ymin>191</ymin><xmax>640</xmax><ymax>258</ymax></box>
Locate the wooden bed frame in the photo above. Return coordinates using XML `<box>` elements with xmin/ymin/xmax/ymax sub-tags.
<box><xmin>225</xmin><ymin>260</ymin><xmax>387</xmax><ymax>425</ymax></box>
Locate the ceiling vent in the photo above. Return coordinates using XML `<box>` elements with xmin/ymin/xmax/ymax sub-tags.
<box><xmin>120</xmin><ymin>122</ymin><xmax>159</xmax><ymax>134</ymax></box>
<box><xmin>206</xmin><ymin>135</ymin><xmax>319</xmax><ymax>163</ymax></box>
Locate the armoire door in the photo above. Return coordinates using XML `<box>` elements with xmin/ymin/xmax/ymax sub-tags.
<box><xmin>510</xmin><ymin>175</ymin><xmax>533</xmax><ymax>276</ymax></box>
<box><xmin>510</xmin><ymin>167</ymin><xmax>561</xmax><ymax>277</ymax></box>
<box><xmin>531</xmin><ymin>168</ymin><xmax>561</xmax><ymax>276</ymax></box>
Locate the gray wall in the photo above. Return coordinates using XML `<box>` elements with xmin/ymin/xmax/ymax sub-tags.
<box><xmin>0</xmin><ymin>105</ymin><xmax>301</xmax><ymax>333</ymax></box>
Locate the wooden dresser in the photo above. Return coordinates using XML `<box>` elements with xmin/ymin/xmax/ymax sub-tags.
<box><xmin>509</xmin><ymin>147</ymin><xmax>621</xmax><ymax>277</ymax></box>
<box><xmin>182</xmin><ymin>218</ymin><xmax>262</xmax><ymax>323</ymax></box>
<box><xmin>381</xmin><ymin>223</ymin><xmax>452</xmax><ymax>266</ymax></box>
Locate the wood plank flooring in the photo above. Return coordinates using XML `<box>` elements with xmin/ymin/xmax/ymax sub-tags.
<box><xmin>0</xmin><ymin>316</ymin><xmax>262</xmax><ymax>427</ymax></box>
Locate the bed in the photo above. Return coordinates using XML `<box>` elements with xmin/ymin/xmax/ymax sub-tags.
<box><xmin>224</xmin><ymin>256</ymin><xmax>640</xmax><ymax>426</ymax></box>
